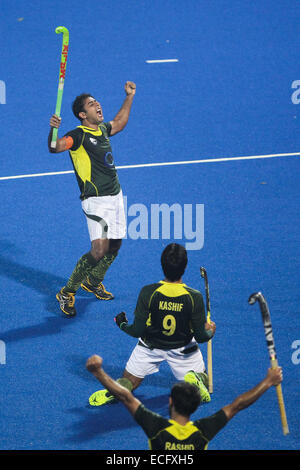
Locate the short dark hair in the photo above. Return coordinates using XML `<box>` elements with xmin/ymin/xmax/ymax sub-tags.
<box><xmin>170</xmin><ymin>382</ymin><xmax>201</xmax><ymax>417</ymax></box>
<box><xmin>72</xmin><ymin>93</ymin><xmax>93</xmax><ymax>120</ymax></box>
<box><xmin>161</xmin><ymin>243</ymin><xmax>187</xmax><ymax>281</ymax></box>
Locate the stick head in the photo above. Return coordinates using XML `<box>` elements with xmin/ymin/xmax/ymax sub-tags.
<box><xmin>55</xmin><ymin>26</ymin><xmax>69</xmax><ymax>37</ymax></box>
<box><xmin>200</xmin><ymin>267</ymin><xmax>207</xmax><ymax>279</ymax></box>
<box><xmin>248</xmin><ymin>291</ymin><xmax>271</xmax><ymax>327</ymax></box>
<box><xmin>248</xmin><ymin>292</ymin><xmax>264</xmax><ymax>305</ymax></box>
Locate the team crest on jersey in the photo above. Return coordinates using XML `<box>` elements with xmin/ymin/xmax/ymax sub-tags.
<box><xmin>89</xmin><ymin>137</ymin><xmax>97</xmax><ymax>145</ymax></box>
<box><xmin>104</xmin><ymin>151</ymin><xmax>114</xmax><ymax>167</ymax></box>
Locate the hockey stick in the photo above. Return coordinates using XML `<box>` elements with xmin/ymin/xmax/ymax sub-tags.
<box><xmin>248</xmin><ymin>292</ymin><xmax>289</xmax><ymax>435</ymax></box>
<box><xmin>51</xmin><ymin>26</ymin><xmax>69</xmax><ymax>149</ymax></box>
<box><xmin>200</xmin><ymin>267</ymin><xmax>213</xmax><ymax>393</ymax></box>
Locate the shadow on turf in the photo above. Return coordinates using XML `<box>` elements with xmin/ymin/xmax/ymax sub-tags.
<box><xmin>0</xmin><ymin>251</ymin><xmax>102</xmax><ymax>342</ymax></box>
<box><xmin>64</xmin><ymin>392</ymin><xmax>170</xmax><ymax>446</ymax></box>
<box><xmin>64</xmin><ymin>356</ymin><xmax>181</xmax><ymax>446</ymax></box>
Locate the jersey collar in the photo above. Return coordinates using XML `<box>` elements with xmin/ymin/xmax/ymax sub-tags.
<box><xmin>77</xmin><ymin>125</ymin><xmax>103</xmax><ymax>136</ymax></box>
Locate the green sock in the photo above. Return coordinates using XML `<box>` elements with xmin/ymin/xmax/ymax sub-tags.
<box><xmin>63</xmin><ymin>252</ymin><xmax>98</xmax><ymax>293</ymax></box>
<box><xmin>88</xmin><ymin>252</ymin><xmax>118</xmax><ymax>286</ymax></box>
<box><xmin>106</xmin><ymin>378</ymin><xmax>133</xmax><ymax>400</ymax></box>
<box><xmin>116</xmin><ymin>378</ymin><xmax>133</xmax><ymax>391</ymax></box>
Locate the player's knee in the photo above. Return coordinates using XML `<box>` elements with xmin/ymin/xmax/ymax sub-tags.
<box><xmin>90</xmin><ymin>240</ymin><xmax>109</xmax><ymax>261</ymax></box>
<box><xmin>122</xmin><ymin>370</ymin><xmax>143</xmax><ymax>390</ymax></box>
<box><xmin>109</xmin><ymin>239</ymin><xmax>122</xmax><ymax>254</ymax></box>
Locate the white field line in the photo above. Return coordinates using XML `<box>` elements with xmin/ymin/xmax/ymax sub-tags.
<box><xmin>0</xmin><ymin>170</ymin><xmax>74</xmax><ymax>181</ymax></box>
<box><xmin>146</xmin><ymin>59</ymin><xmax>179</xmax><ymax>63</ymax></box>
<box><xmin>0</xmin><ymin>152</ymin><xmax>299</xmax><ymax>181</ymax></box>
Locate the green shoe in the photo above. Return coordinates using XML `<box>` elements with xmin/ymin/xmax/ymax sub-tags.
<box><xmin>89</xmin><ymin>389</ymin><xmax>116</xmax><ymax>406</ymax></box>
<box><xmin>184</xmin><ymin>370</ymin><xmax>211</xmax><ymax>403</ymax></box>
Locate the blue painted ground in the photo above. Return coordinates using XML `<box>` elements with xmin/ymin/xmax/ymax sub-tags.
<box><xmin>0</xmin><ymin>0</ymin><xmax>299</xmax><ymax>451</ymax></box>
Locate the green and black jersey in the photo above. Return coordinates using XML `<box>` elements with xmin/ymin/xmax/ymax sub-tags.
<box><xmin>134</xmin><ymin>404</ymin><xmax>228</xmax><ymax>450</ymax></box>
<box><xmin>64</xmin><ymin>123</ymin><xmax>121</xmax><ymax>199</ymax></box>
<box><xmin>121</xmin><ymin>281</ymin><xmax>210</xmax><ymax>350</ymax></box>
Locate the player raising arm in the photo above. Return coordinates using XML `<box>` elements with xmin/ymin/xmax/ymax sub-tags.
<box><xmin>87</xmin><ymin>243</ymin><xmax>216</xmax><ymax>407</ymax></box>
<box><xmin>48</xmin><ymin>81</ymin><xmax>136</xmax><ymax>153</ymax></box>
<box><xmin>86</xmin><ymin>354</ymin><xmax>283</xmax><ymax>450</ymax></box>
<box><xmin>47</xmin><ymin>81</ymin><xmax>136</xmax><ymax>317</ymax></box>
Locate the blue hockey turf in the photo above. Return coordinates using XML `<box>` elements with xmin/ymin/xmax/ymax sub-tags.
<box><xmin>0</xmin><ymin>0</ymin><xmax>299</xmax><ymax>451</ymax></box>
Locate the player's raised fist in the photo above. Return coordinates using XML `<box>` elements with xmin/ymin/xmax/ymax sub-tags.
<box><xmin>86</xmin><ymin>354</ymin><xmax>103</xmax><ymax>372</ymax></box>
<box><xmin>125</xmin><ymin>81</ymin><xmax>136</xmax><ymax>96</ymax></box>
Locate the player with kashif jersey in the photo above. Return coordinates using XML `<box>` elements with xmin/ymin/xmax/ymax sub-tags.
<box><xmin>88</xmin><ymin>243</ymin><xmax>216</xmax><ymax>406</ymax></box>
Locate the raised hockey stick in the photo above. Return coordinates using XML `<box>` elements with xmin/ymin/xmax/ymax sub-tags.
<box><xmin>248</xmin><ymin>292</ymin><xmax>289</xmax><ymax>435</ymax></box>
<box><xmin>51</xmin><ymin>26</ymin><xmax>69</xmax><ymax>149</ymax></box>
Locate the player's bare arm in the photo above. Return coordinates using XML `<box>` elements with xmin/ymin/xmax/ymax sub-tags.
<box><xmin>222</xmin><ymin>367</ymin><xmax>283</xmax><ymax>421</ymax></box>
<box><xmin>86</xmin><ymin>355</ymin><xmax>141</xmax><ymax>416</ymax></box>
<box><xmin>48</xmin><ymin>115</ymin><xmax>71</xmax><ymax>153</ymax></box>
<box><xmin>110</xmin><ymin>81</ymin><xmax>136</xmax><ymax>136</ymax></box>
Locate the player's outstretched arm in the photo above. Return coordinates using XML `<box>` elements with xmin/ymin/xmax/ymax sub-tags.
<box><xmin>86</xmin><ymin>355</ymin><xmax>141</xmax><ymax>416</ymax></box>
<box><xmin>222</xmin><ymin>367</ymin><xmax>283</xmax><ymax>421</ymax></box>
<box><xmin>48</xmin><ymin>114</ymin><xmax>70</xmax><ymax>153</ymax></box>
<box><xmin>110</xmin><ymin>81</ymin><xmax>136</xmax><ymax>136</ymax></box>
<box><xmin>114</xmin><ymin>311</ymin><xmax>147</xmax><ymax>338</ymax></box>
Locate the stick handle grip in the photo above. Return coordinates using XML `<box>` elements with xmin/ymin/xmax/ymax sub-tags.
<box><xmin>207</xmin><ymin>338</ymin><xmax>213</xmax><ymax>393</ymax></box>
<box><xmin>206</xmin><ymin>309</ymin><xmax>213</xmax><ymax>393</ymax></box>
<box><xmin>51</xmin><ymin>128</ymin><xmax>58</xmax><ymax>148</ymax></box>
<box><xmin>271</xmin><ymin>358</ymin><xmax>289</xmax><ymax>435</ymax></box>
<box><xmin>200</xmin><ymin>268</ymin><xmax>213</xmax><ymax>394</ymax></box>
